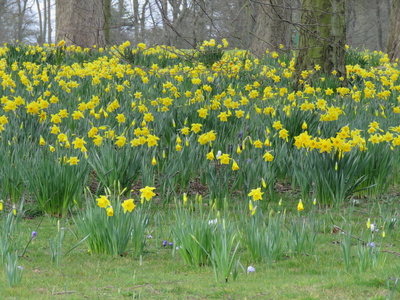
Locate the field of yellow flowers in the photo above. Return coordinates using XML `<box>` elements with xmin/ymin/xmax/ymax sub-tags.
<box><xmin>1</xmin><ymin>40</ymin><xmax>400</xmax><ymax>298</ymax></box>
<box><xmin>1</xmin><ymin>39</ymin><xmax>399</xmax><ymax>214</ymax></box>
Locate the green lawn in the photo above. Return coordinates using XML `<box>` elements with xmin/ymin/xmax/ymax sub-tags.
<box><xmin>2</xmin><ymin>194</ymin><xmax>399</xmax><ymax>299</ymax></box>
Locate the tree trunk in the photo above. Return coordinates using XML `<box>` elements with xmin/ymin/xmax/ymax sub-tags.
<box><xmin>375</xmin><ymin>0</ymin><xmax>383</xmax><ymax>51</ymax></box>
<box><xmin>133</xmin><ymin>0</ymin><xmax>139</xmax><ymax>41</ymax></box>
<box><xmin>387</xmin><ymin>0</ymin><xmax>400</xmax><ymax>62</ymax></box>
<box><xmin>160</xmin><ymin>0</ymin><xmax>170</xmax><ymax>45</ymax></box>
<box><xmin>118</xmin><ymin>0</ymin><xmax>124</xmax><ymax>42</ymax></box>
<box><xmin>103</xmin><ymin>0</ymin><xmax>111</xmax><ymax>45</ymax></box>
<box><xmin>43</xmin><ymin>0</ymin><xmax>47</xmax><ymax>44</ymax></box>
<box><xmin>56</xmin><ymin>0</ymin><xmax>106</xmax><ymax>48</ymax></box>
<box><xmin>140</xmin><ymin>0</ymin><xmax>150</xmax><ymax>42</ymax></box>
<box><xmin>251</xmin><ymin>0</ymin><xmax>292</xmax><ymax>56</ymax></box>
<box><xmin>36</xmin><ymin>0</ymin><xmax>43</xmax><ymax>44</ymax></box>
<box><xmin>47</xmin><ymin>0</ymin><xmax>51</xmax><ymax>44</ymax></box>
<box><xmin>17</xmin><ymin>0</ymin><xmax>28</xmax><ymax>42</ymax></box>
<box><xmin>294</xmin><ymin>0</ymin><xmax>346</xmax><ymax>88</ymax></box>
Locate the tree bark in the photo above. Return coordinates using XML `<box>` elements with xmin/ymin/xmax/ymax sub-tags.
<box><xmin>47</xmin><ymin>0</ymin><xmax>51</xmax><ymax>44</ymax></box>
<box><xmin>386</xmin><ymin>0</ymin><xmax>400</xmax><ymax>62</ymax></box>
<box><xmin>375</xmin><ymin>0</ymin><xmax>383</xmax><ymax>51</ymax></box>
<box><xmin>56</xmin><ymin>0</ymin><xmax>106</xmax><ymax>48</ymax></box>
<box><xmin>251</xmin><ymin>0</ymin><xmax>292</xmax><ymax>56</ymax></box>
<box><xmin>140</xmin><ymin>0</ymin><xmax>150</xmax><ymax>42</ymax></box>
<box><xmin>35</xmin><ymin>0</ymin><xmax>43</xmax><ymax>44</ymax></box>
<box><xmin>118</xmin><ymin>0</ymin><xmax>124</xmax><ymax>42</ymax></box>
<box><xmin>43</xmin><ymin>0</ymin><xmax>47</xmax><ymax>44</ymax></box>
<box><xmin>17</xmin><ymin>0</ymin><xmax>28</xmax><ymax>42</ymax></box>
<box><xmin>103</xmin><ymin>0</ymin><xmax>111</xmax><ymax>45</ymax></box>
<box><xmin>133</xmin><ymin>0</ymin><xmax>139</xmax><ymax>41</ymax></box>
<box><xmin>159</xmin><ymin>0</ymin><xmax>170</xmax><ymax>45</ymax></box>
<box><xmin>294</xmin><ymin>0</ymin><xmax>346</xmax><ymax>88</ymax></box>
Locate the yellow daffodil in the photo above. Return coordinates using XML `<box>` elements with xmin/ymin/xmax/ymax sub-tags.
<box><xmin>140</xmin><ymin>186</ymin><xmax>156</xmax><ymax>201</ymax></box>
<box><xmin>248</xmin><ymin>188</ymin><xmax>263</xmax><ymax>201</ymax></box>
<box><xmin>96</xmin><ymin>195</ymin><xmax>110</xmax><ymax>208</ymax></box>
<box><xmin>106</xmin><ymin>206</ymin><xmax>114</xmax><ymax>217</ymax></box>
<box><xmin>121</xmin><ymin>199</ymin><xmax>135</xmax><ymax>213</ymax></box>
<box><xmin>67</xmin><ymin>157</ymin><xmax>79</xmax><ymax>165</ymax></box>
<box><xmin>183</xmin><ymin>193</ymin><xmax>187</xmax><ymax>206</ymax></box>
<box><xmin>298</xmin><ymin>199</ymin><xmax>304</xmax><ymax>212</ymax></box>
<box><xmin>206</xmin><ymin>150</ymin><xmax>214</xmax><ymax>160</ymax></box>
<box><xmin>218</xmin><ymin>153</ymin><xmax>230</xmax><ymax>164</ymax></box>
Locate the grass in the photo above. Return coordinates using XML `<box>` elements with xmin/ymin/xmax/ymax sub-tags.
<box><xmin>1</xmin><ymin>193</ymin><xmax>399</xmax><ymax>299</ymax></box>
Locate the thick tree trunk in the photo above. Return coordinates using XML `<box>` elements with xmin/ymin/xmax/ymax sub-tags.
<box><xmin>387</xmin><ymin>0</ymin><xmax>400</xmax><ymax>62</ymax></box>
<box><xmin>56</xmin><ymin>0</ymin><xmax>106</xmax><ymax>48</ymax></box>
<box><xmin>294</xmin><ymin>0</ymin><xmax>346</xmax><ymax>88</ymax></box>
<box><xmin>103</xmin><ymin>0</ymin><xmax>111</xmax><ymax>45</ymax></box>
<box><xmin>375</xmin><ymin>0</ymin><xmax>383</xmax><ymax>51</ymax></box>
<box><xmin>251</xmin><ymin>0</ymin><xmax>292</xmax><ymax>56</ymax></box>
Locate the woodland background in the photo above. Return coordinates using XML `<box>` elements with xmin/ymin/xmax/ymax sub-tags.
<box><xmin>0</xmin><ymin>0</ymin><xmax>396</xmax><ymax>55</ymax></box>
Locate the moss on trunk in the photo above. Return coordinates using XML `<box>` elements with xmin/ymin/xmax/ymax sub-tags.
<box><xmin>294</xmin><ymin>0</ymin><xmax>346</xmax><ymax>89</ymax></box>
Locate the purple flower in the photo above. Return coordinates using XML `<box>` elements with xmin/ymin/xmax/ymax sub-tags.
<box><xmin>247</xmin><ymin>159</ymin><xmax>251</xmax><ymax>163</ymax></box>
<box><xmin>162</xmin><ymin>240</ymin><xmax>167</xmax><ymax>247</ymax></box>
<box><xmin>239</xmin><ymin>130</ymin><xmax>243</xmax><ymax>138</ymax></box>
<box><xmin>367</xmin><ymin>242</ymin><xmax>375</xmax><ymax>248</ymax></box>
<box><xmin>31</xmin><ymin>231</ymin><xmax>37</xmax><ymax>240</ymax></box>
<box><xmin>247</xmin><ymin>266</ymin><xmax>255</xmax><ymax>273</ymax></box>
<box><xmin>169</xmin><ymin>242</ymin><xmax>173</xmax><ymax>247</ymax></box>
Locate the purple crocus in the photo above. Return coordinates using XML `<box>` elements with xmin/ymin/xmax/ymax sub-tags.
<box><xmin>168</xmin><ymin>242</ymin><xmax>173</xmax><ymax>247</ymax></box>
<box><xmin>31</xmin><ymin>231</ymin><xmax>37</xmax><ymax>241</ymax></box>
<box><xmin>162</xmin><ymin>240</ymin><xmax>167</xmax><ymax>247</ymax></box>
<box><xmin>247</xmin><ymin>266</ymin><xmax>255</xmax><ymax>273</ymax></box>
<box><xmin>239</xmin><ymin>130</ymin><xmax>243</xmax><ymax>139</ymax></box>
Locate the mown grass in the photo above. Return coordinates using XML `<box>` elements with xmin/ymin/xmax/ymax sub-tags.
<box><xmin>1</xmin><ymin>193</ymin><xmax>399</xmax><ymax>299</ymax></box>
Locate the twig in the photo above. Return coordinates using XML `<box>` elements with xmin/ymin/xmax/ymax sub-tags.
<box><xmin>334</xmin><ymin>226</ymin><xmax>400</xmax><ymax>257</ymax></box>
<box><xmin>249</xmin><ymin>292</ymin><xmax>270</xmax><ymax>299</ymax></box>
<box><xmin>97</xmin><ymin>286</ymin><xmax>115</xmax><ymax>290</ymax></box>
<box><xmin>129</xmin><ymin>284</ymin><xmax>161</xmax><ymax>295</ymax></box>
<box><xmin>18</xmin><ymin>256</ymin><xmax>32</xmax><ymax>261</ymax></box>
<box><xmin>52</xmin><ymin>291</ymin><xmax>76</xmax><ymax>295</ymax></box>
<box><xmin>128</xmin><ymin>284</ymin><xmax>148</xmax><ymax>290</ymax></box>
<box><xmin>382</xmin><ymin>250</ymin><xmax>400</xmax><ymax>257</ymax></box>
<box><xmin>333</xmin><ymin>225</ymin><xmax>372</xmax><ymax>246</ymax></box>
